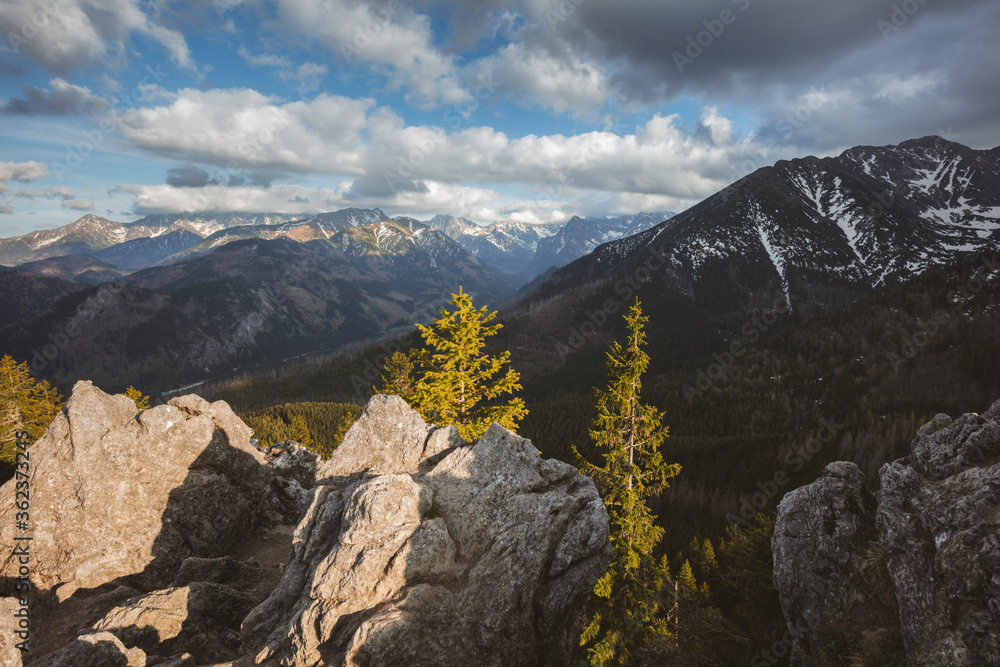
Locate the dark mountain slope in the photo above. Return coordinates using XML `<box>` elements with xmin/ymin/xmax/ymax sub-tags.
<box><xmin>0</xmin><ymin>270</ymin><xmax>87</xmax><ymax>330</ymax></box>
<box><xmin>1</xmin><ymin>221</ymin><xmax>511</xmax><ymax>393</ymax></box>
<box><xmin>15</xmin><ymin>254</ymin><xmax>123</xmax><ymax>285</ymax></box>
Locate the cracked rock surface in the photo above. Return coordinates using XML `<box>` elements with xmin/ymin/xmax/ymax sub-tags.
<box><xmin>774</xmin><ymin>399</ymin><xmax>1000</xmax><ymax>666</ymax></box>
<box><xmin>242</xmin><ymin>394</ymin><xmax>611</xmax><ymax>667</ymax></box>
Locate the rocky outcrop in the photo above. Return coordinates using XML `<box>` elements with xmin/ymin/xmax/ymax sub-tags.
<box><xmin>0</xmin><ymin>381</ymin><xmax>280</xmax><ymax>599</ymax></box>
<box><xmin>774</xmin><ymin>399</ymin><xmax>1000</xmax><ymax>666</ymax></box>
<box><xmin>0</xmin><ymin>387</ymin><xmax>608</xmax><ymax>666</ymax></box>
<box><xmin>772</xmin><ymin>462</ymin><xmax>876</xmax><ymax>665</ymax></box>
<box><xmin>242</xmin><ymin>394</ymin><xmax>611</xmax><ymax>667</ymax></box>
<box><xmin>0</xmin><ymin>382</ymin><xmax>306</xmax><ymax>666</ymax></box>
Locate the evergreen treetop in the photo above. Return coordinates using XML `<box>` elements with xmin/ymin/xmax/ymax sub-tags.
<box><xmin>410</xmin><ymin>287</ymin><xmax>526</xmax><ymax>441</ymax></box>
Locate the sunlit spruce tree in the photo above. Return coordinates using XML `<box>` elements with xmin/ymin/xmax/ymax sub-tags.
<box><xmin>0</xmin><ymin>355</ymin><xmax>63</xmax><ymax>466</ymax></box>
<box><xmin>410</xmin><ymin>287</ymin><xmax>526</xmax><ymax>441</ymax></box>
<box><xmin>575</xmin><ymin>299</ymin><xmax>682</xmax><ymax>666</ymax></box>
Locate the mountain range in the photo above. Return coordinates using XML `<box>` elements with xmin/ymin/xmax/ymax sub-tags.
<box><xmin>0</xmin><ymin>207</ymin><xmax>672</xmax><ymax>282</ymax></box>
<box><xmin>1</xmin><ymin>135</ymin><xmax>997</xmax><ymax>398</ymax></box>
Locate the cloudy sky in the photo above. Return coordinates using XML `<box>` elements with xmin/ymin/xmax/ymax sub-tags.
<box><xmin>1</xmin><ymin>0</ymin><xmax>997</xmax><ymax>236</ymax></box>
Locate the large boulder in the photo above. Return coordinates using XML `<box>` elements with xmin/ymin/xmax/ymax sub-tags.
<box><xmin>877</xmin><ymin>402</ymin><xmax>1000</xmax><ymax>665</ymax></box>
<box><xmin>772</xmin><ymin>461</ymin><xmax>876</xmax><ymax>665</ymax></box>
<box><xmin>773</xmin><ymin>399</ymin><xmax>1000</xmax><ymax>666</ymax></box>
<box><xmin>0</xmin><ymin>381</ymin><xmax>280</xmax><ymax>599</ymax></box>
<box><xmin>242</xmin><ymin>394</ymin><xmax>611</xmax><ymax>667</ymax></box>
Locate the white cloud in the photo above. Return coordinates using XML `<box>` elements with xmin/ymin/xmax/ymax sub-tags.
<box><xmin>0</xmin><ymin>0</ymin><xmax>194</xmax><ymax>73</ymax></box>
<box><xmin>238</xmin><ymin>47</ymin><xmax>293</xmax><ymax>69</ymax></box>
<box><xmin>61</xmin><ymin>199</ymin><xmax>94</xmax><ymax>211</ymax></box>
<box><xmin>112</xmin><ymin>87</ymin><xmax>777</xmax><ymax>209</ymax></box>
<box><xmin>0</xmin><ymin>78</ymin><xmax>108</xmax><ymax>115</ymax></box>
<box><xmin>14</xmin><ymin>185</ymin><xmax>75</xmax><ymax>200</ymax></box>
<box><xmin>238</xmin><ymin>47</ymin><xmax>329</xmax><ymax>91</ymax></box>
<box><xmin>0</xmin><ymin>161</ymin><xmax>50</xmax><ymax>192</ymax></box>
<box><xmin>113</xmin><ymin>88</ymin><xmax>373</xmax><ymax>174</ymax></box>
<box><xmin>270</xmin><ymin>0</ymin><xmax>467</xmax><ymax>108</ymax></box>
<box><xmin>473</xmin><ymin>43</ymin><xmax>610</xmax><ymax>115</ymax></box>
<box><xmin>118</xmin><ymin>180</ymin><xmax>499</xmax><ymax>217</ymax></box>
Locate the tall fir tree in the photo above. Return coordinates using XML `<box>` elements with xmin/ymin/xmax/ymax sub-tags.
<box><xmin>0</xmin><ymin>355</ymin><xmax>63</xmax><ymax>467</ymax></box>
<box><xmin>575</xmin><ymin>299</ymin><xmax>682</xmax><ymax>666</ymax></box>
<box><xmin>410</xmin><ymin>287</ymin><xmax>526</xmax><ymax>441</ymax></box>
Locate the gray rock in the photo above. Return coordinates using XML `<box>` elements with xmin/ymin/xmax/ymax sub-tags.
<box><xmin>0</xmin><ymin>382</ymin><xmax>280</xmax><ymax>600</ymax></box>
<box><xmin>0</xmin><ymin>597</ymin><xmax>25</xmax><ymax>667</ymax></box>
<box><xmin>261</xmin><ymin>441</ymin><xmax>320</xmax><ymax>515</ymax></box>
<box><xmin>242</xmin><ymin>395</ymin><xmax>610</xmax><ymax>667</ymax></box>
<box><xmin>262</xmin><ymin>440</ymin><xmax>320</xmax><ymax>488</ymax></box>
<box><xmin>773</xmin><ymin>398</ymin><xmax>1000</xmax><ymax>666</ymax></box>
<box><xmin>877</xmin><ymin>402</ymin><xmax>1000</xmax><ymax>665</ymax></box>
<box><xmin>772</xmin><ymin>461</ymin><xmax>876</xmax><ymax>665</ymax></box>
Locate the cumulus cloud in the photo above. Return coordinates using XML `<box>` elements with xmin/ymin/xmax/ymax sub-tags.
<box><xmin>61</xmin><ymin>199</ymin><xmax>94</xmax><ymax>211</ymax></box>
<box><xmin>509</xmin><ymin>0</ymin><xmax>1000</xmax><ymax>150</ymax></box>
<box><xmin>472</xmin><ymin>43</ymin><xmax>609</xmax><ymax>115</ymax></box>
<box><xmin>1</xmin><ymin>78</ymin><xmax>108</xmax><ymax>115</ymax></box>
<box><xmin>0</xmin><ymin>0</ymin><xmax>194</xmax><ymax>73</ymax></box>
<box><xmin>269</xmin><ymin>0</ymin><xmax>468</xmax><ymax>108</ymax></box>
<box><xmin>113</xmin><ymin>88</ymin><xmax>373</xmax><ymax>174</ymax></box>
<box><xmin>117</xmin><ymin>180</ymin><xmax>497</xmax><ymax>217</ymax></box>
<box><xmin>0</xmin><ymin>161</ymin><xmax>50</xmax><ymax>192</ymax></box>
<box><xmin>111</xmin><ymin>86</ymin><xmax>777</xmax><ymax>206</ymax></box>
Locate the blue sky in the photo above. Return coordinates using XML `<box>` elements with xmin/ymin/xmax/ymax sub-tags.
<box><xmin>1</xmin><ymin>0</ymin><xmax>998</xmax><ymax>237</ymax></box>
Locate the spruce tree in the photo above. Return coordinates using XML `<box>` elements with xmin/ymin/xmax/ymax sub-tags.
<box><xmin>376</xmin><ymin>350</ymin><xmax>415</xmax><ymax>399</ymax></box>
<box><xmin>575</xmin><ymin>299</ymin><xmax>682</xmax><ymax>666</ymax></box>
<box><xmin>0</xmin><ymin>355</ymin><xmax>63</xmax><ymax>466</ymax></box>
<box><xmin>124</xmin><ymin>385</ymin><xmax>150</xmax><ymax>410</ymax></box>
<box><xmin>410</xmin><ymin>287</ymin><xmax>526</xmax><ymax>441</ymax></box>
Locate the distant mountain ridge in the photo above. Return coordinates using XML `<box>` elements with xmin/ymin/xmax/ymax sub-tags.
<box><xmin>0</xmin><ymin>219</ymin><xmax>513</xmax><ymax>394</ymax></box>
<box><xmin>423</xmin><ymin>212</ymin><xmax>673</xmax><ymax>275</ymax></box>
<box><xmin>1</xmin><ymin>207</ymin><xmax>665</xmax><ymax>282</ymax></box>
<box><xmin>530</xmin><ymin>136</ymin><xmax>1000</xmax><ymax>314</ymax></box>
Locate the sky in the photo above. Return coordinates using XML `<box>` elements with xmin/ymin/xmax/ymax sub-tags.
<box><xmin>0</xmin><ymin>0</ymin><xmax>998</xmax><ymax>237</ymax></box>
